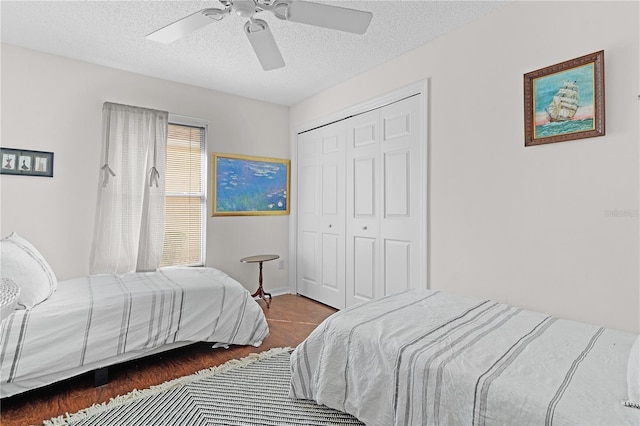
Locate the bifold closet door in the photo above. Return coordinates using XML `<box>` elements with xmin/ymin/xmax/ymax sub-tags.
<box><xmin>346</xmin><ymin>95</ymin><xmax>423</xmax><ymax>307</ymax></box>
<box><xmin>296</xmin><ymin>121</ymin><xmax>346</xmax><ymax>309</ymax></box>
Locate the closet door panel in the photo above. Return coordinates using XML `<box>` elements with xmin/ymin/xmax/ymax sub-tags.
<box><xmin>298</xmin><ymin>165</ymin><xmax>316</xmax><ymax>215</ymax></box>
<box><xmin>383</xmin><ymin>110</ymin><xmax>412</xmax><ymax>141</ymax></box>
<box><xmin>353</xmin><ymin>236</ymin><xmax>376</xmax><ymax>301</ymax></box>
<box><xmin>384</xmin><ymin>238</ymin><xmax>411</xmax><ymax>295</ymax></box>
<box><xmin>300</xmin><ymin>231</ymin><xmax>317</xmax><ymax>285</ymax></box>
<box><xmin>319</xmin><ymin>122</ymin><xmax>346</xmax><ymax>308</ymax></box>
<box><xmin>296</xmin><ymin>121</ymin><xmax>346</xmax><ymax>309</ymax></box>
<box><xmin>296</xmin><ymin>130</ymin><xmax>322</xmax><ymax>300</ymax></box>
<box><xmin>353</xmin><ymin>119</ymin><xmax>377</xmax><ymax>147</ymax></box>
<box><xmin>384</xmin><ymin>149</ymin><xmax>411</xmax><ymax>217</ymax></box>
<box><xmin>322</xmin><ymin>163</ymin><xmax>339</xmax><ymax>216</ymax></box>
<box><xmin>346</xmin><ymin>108</ymin><xmax>381</xmax><ymax>306</ymax></box>
<box><xmin>380</xmin><ymin>95</ymin><xmax>423</xmax><ymax>295</ymax></box>
<box><xmin>322</xmin><ymin>233</ymin><xmax>340</xmax><ymax>290</ymax></box>
<box><xmin>353</xmin><ymin>157</ymin><xmax>375</xmax><ymax>217</ymax></box>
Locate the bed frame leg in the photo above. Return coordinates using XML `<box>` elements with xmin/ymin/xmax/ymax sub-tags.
<box><xmin>94</xmin><ymin>367</ymin><xmax>109</xmax><ymax>387</ymax></box>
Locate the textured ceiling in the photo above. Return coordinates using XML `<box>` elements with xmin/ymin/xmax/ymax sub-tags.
<box><xmin>1</xmin><ymin>1</ymin><xmax>508</xmax><ymax>106</ymax></box>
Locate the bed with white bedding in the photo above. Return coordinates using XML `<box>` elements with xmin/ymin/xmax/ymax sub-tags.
<box><xmin>290</xmin><ymin>289</ymin><xmax>640</xmax><ymax>426</ymax></box>
<box><xmin>1</xmin><ymin>267</ymin><xmax>269</xmax><ymax>398</ymax></box>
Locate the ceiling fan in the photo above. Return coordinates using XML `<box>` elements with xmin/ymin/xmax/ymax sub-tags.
<box><xmin>146</xmin><ymin>0</ymin><xmax>373</xmax><ymax>71</ymax></box>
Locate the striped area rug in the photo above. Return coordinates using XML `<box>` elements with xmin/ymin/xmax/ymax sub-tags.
<box><xmin>44</xmin><ymin>348</ymin><xmax>364</xmax><ymax>426</ymax></box>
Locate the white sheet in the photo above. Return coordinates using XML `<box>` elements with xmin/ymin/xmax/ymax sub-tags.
<box><xmin>1</xmin><ymin>267</ymin><xmax>269</xmax><ymax>398</ymax></box>
<box><xmin>290</xmin><ymin>289</ymin><xmax>640</xmax><ymax>426</ymax></box>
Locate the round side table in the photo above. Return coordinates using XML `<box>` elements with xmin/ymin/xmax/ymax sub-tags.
<box><xmin>240</xmin><ymin>254</ymin><xmax>279</xmax><ymax>308</ymax></box>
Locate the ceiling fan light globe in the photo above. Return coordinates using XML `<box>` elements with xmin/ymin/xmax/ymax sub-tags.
<box><xmin>233</xmin><ymin>0</ymin><xmax>257</xmax><ymax>18</ymax></box>
<box><xmin>271</xmin><ymin>1</ymin><xmax>290</xmax><ymax>20</ymax></box>
<box><xmin>246</xmin><ymin>18</ymin><xmax>266</xmax><ymax>33</ymax></box>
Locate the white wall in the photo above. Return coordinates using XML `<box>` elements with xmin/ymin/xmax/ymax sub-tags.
<box><xmin>290</xmin><ymin>1</ymin><xmax>640</xmax><ymax>332</ymax></box>
<box><xmin>0</xmin><ymin>44</ymin><xmax>290</xmax><ymax>293</ymax></box>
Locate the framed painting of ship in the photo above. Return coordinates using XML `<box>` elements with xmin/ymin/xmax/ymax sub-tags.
<box><xmin>211</xmin><ymin>152</ymin><xmax>290</xmax><ymax>216</ymax></box>
<box><xmin>524</xmin><ymin>50</ymin><xmax>605</xmax><ymax>146</ymax></box>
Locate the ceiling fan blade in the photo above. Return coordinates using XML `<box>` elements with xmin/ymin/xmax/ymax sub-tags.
<box><xmin>146</xmin><ymin>8</ymin><xmax>226</xmax><ymax>43</ymax></box>
<box><xmin>286</xmin><ymin>1</ymin><xmax>373</xmax><ymax>34</ymax></box>
<box><xmin>244</xmin><ymin>19</ymin><xmax>285</xmax><ymax>71</ymax></box>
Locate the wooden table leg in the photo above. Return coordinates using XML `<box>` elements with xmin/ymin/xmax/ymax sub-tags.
<box><xmin>251</xmin><ymin>261</ymin><xmax>272</xmax><ymax>308</ymax></box>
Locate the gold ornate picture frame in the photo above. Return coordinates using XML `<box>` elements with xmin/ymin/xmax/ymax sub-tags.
<box><xmin>524</xmin><ymin>50</ymin><xmax>605</xmax><ymax>147</ymax></box>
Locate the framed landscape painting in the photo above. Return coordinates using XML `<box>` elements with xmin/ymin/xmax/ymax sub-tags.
<box><xmin>211</xmin><ymin>152</ymin><xmax>290</xmax><ymax>216</ymax></box>
<box><xmin>524</xmin><ymin>50</ymin><xmax>605</xmax><ymax>146</ymax></box>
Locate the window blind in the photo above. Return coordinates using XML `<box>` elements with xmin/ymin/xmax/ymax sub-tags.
<box><xmin>160</xmin><ymin>123</ymin><xmax>205</xmax><ymax>267</ymax></box>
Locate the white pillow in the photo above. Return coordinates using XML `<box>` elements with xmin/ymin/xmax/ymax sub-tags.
<box><xmin>0</xmin><ymin>232</ymin><xmax>57</xmax><ymax>308</ymax></box>
<box><xmin>626</xmin><ymin>335</ymin><xmax>640</xmax><ymax>409</ymax></box>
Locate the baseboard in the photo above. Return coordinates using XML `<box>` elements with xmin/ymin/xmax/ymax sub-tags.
<box><xmin>268</xmin><ymin>287</ymin><xmax>291</xmax><ymax>297</ymax></box>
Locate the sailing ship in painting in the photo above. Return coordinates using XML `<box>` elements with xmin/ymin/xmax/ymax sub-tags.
<box><xmin>535</xmin><ymin>72</ymin><xmax>595</xmax><ymax>139</ymax></box>
<box><xmin>545</xmin><ymin>80</ymin><xmax>578</xmax><ymax>122</ymax></box>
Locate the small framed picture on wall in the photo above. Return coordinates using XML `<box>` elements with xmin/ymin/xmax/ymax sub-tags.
<box><xmin>0</xmin><ymin>148</ymin><xmax>54</xmax><ymax>177</ymax></box>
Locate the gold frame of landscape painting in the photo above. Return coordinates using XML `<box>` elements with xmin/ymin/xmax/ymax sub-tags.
<box><xmin>524</xmin><ymin>50</ymin><xmax>605</xmax><ymax>147</ymax></box>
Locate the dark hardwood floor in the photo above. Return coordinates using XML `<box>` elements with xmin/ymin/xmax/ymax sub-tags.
<box><xmin>0</xmin><ymin>294</ymin><xmax>337</xmax><ymax>426</ymax></box>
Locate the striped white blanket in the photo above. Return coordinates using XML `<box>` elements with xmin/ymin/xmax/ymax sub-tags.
<box><xmin>290</xmin><ymin>289</ymin><xmax>639</xmax><ymax>425</ymax></box>
<box><xmin>1</xmin><ymin>267</ymin><xmax>269</xmax><ymax>398</ymax></box>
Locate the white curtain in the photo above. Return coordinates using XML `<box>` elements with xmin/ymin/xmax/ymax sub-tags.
<box><xmin>90</xmin><ymin>102</ymin><xmax>168</xmax><ymax>274</ymax></box>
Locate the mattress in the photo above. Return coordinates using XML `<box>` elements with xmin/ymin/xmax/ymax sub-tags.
<box><xmin>290</xmin><ymin>289</ymin><xmax>640</xmax><ymax>425</ymax></box>
<box><xmin>0</xmin><ymin>267</ymin><xmax>269</xmax><ymax>398</ymax></box>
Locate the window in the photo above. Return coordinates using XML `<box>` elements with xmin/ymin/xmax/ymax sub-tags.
<box><xmin>160</xmin><ymin>119</ymin><xmax>207</xmax><ymax>267</ymax></box>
